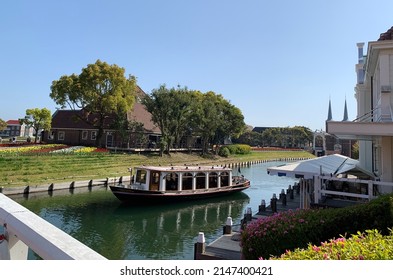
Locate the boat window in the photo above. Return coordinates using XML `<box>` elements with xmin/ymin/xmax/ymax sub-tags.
<box><xmin>165</xmin><ymin>173</ymin><xmax>178</xmax><ymax>190</ymax></box>
<box><xmin>196</xmin><ymin>172</ymin><xmax>205</xmax><ymax>189</ymax></box>
<box><xmin>136</xmin><ymin>169</ymin><xmax>147</xmax><ymax>184</ymax></box>
<box><xmin>220</xmin><ymin>172</ymin><xmax>229</xmax><ymax>187</ymax></box>
<box><xmin>182</xmin><ymin>172</ymin><xmax>193</xmax><ymax>190</ymax></box>
<box><xmin>209</xmin><ymin>172</ymin><xmax>218</xmax><ymax>188</ymax></box>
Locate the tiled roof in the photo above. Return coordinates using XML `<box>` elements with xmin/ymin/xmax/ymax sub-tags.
<box><xmin>51</xmin><ymin>110</ymin><xmax>114</xmax><ymax>129</ymax></box>
<box><xmin>127</xmin><ymin>102</ymin><xmax>161</xmax><ymax>134</ymax></box>
<box><xmin>378</xmin><ymin>26</ymin><xmax>393</xmax><ymax>41</ymax></box>
<box><xmin>6</xmin><ymin>120</ymin><xmax>20</xmax><ymax>125</ymax></box>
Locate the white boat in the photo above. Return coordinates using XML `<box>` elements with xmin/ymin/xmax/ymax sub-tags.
<box><xmin>109</xmin><ymin>165</ymin><xmax>250</xmax><ymax>204</ymax></box>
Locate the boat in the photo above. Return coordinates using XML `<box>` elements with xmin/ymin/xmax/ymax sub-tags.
<box><xmin>109</xmin><ymin>165</ymin><xmax>250</xmax><ymax>204</ymax></box>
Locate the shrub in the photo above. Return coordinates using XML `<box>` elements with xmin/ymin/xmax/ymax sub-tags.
<box><xmin>224</xmin><ymin>144</ymin><xmax>251</xmax><ymax>155</ymax></box>
<box><xmin>218</xmin><ymin>146</ymin><xmax>230</xmax><ymax>157</ymax></box>
<box><xmin>241</xmin><ymin>194</ymin><xmax>393</xmax><ymax>259</ymax></box>
<box><xmin>271</xmin><ymin>229</ymin><xmax>393</xmax><ymax>260</ymax></box>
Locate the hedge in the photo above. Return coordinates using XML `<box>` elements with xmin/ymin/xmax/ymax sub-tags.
<box><xmin>241</xmin><ymin>194</ymin><xmax>393</xmax><ymax>259</ymax></box>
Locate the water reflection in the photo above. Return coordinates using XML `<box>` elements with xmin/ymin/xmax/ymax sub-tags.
<box><xmin>10</xmin><ymin>161</ymin><xmax>297</xmax><ymax>260</ymax></box>
<box><xmin>12</xmin><ymin>188</ymin><xmax>249</xmax><ymax>260</ymax></box>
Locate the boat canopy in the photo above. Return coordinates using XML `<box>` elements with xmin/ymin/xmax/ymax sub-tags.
<box><xmin>267</xmin><ymin>154</ymin><xmax>375</xmax><ymax>179</ymax></box>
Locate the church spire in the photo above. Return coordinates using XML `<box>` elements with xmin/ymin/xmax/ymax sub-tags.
<box><xmin>327</xmin><ymin>99</ymin><xmax>333</xmax><ymax>121</ymax></box>
<box><xmin>342</xmin><ymin>99</ymin><xmax>348</xmax><ymax>121</ymax></box>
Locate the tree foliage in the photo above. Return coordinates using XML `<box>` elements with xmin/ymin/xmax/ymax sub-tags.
<box><xmin>142</xmin><ymin>85</ymin><xmax>246</xmax><ymax>155</ymax></box>
<box><xmin>50</xmin><ymin>60</ymin><xmax>136</xmax><ymax>147</ymax></box>
<box><xmin>0</xmin><ymin>118</ymin><xmax>6</xmax><ymax>131</ymax></box>
<box><xmin>19</xmin><ymin>108</ymin><xmax>52</xmax><ymax>143</ymax></box>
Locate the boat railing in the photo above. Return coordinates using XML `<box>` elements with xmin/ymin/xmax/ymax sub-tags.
<box><xmin>0</xmin><ymin>193</ymin><xmax>107</xmax><ymax>260</ymax></box>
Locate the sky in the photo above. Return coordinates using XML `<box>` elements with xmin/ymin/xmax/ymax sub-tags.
<box><xmin>1</xmin><ymin>0</ymin><xmax>393</xmax><ymax>132</ymax></box>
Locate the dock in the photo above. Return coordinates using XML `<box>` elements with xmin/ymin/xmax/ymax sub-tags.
<box><xmin>194</xmin><ymin>176</ymin><xmax>371</xmax><ymax>260</ymax></box>
<box><xmin>195</xmin><ymin>182</ymin><xmax>304</xmax><ymax>260</ymax></box>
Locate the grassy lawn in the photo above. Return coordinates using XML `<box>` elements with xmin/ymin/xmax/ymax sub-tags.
<box><xmin>0</xmin><ymin>149</ymin><xmax>314</xmax><ymax>188</ymax></box>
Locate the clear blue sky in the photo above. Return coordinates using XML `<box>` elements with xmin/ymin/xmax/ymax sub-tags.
<box><xmin>1</xmin><ymin>0</ymin><xmax>392</xmax><ymax>131</ymax></box>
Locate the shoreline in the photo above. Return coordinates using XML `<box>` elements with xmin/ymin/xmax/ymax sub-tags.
<box><xmin>0</xmin><ymin>157</ymin><xmax>311</xmax><ymax>196</ymax></box>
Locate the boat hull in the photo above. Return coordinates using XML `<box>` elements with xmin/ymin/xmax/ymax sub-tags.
<box><xmin>109</xmin><ymin>181</ymin><xmax>250</xmax><ymax>204</ymax></box>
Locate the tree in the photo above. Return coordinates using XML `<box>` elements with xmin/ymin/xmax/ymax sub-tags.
<box><xmin>195</xmin><ymin>91</ymin><xmax>245</xmax><ymax>154</ymax></box>
<box><xmin>19</xmin><ymin>108</ymin><xmax>52</xmax><ymax>143</ymax></box>
<box><xmin>142</xmin><ymin>85</ymin><xmax>198</xmax><ymax>156</ymax></box>
<box><xmin>50</xmin><ymin>60</ymin><xmax>136</xmax><ymax>147</ymax></box>
<box><xmin>0</xmin><ymin>118</ymin><xmax>6</xmax><ymax>131</ymax></box>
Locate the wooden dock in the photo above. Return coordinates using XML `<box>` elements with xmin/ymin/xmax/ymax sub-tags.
<box><xmin>195</xmin><ymin>183</ymin><xmax>304</xmax><ymax>260</ymax></box>
<box><xmin>194</xmin><ymin>179</ymin><xmax>368</xmax><ymax>260</ymax></box>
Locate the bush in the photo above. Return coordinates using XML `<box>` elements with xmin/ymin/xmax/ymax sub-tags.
<box><xmin>271</xmin><ymin>229</ymin><xmax>393</xmax><ymax>260</ymax></box>
<box><xmin>224</xmin><ymin>144</ymin><xmax>251</xmax><ymax>155</ymax></box>
<box><xmin>218</xmin><ymin>146</ymin><xmax>230</xmax><ymax>157</ymax></box>
<box><xmin>241</xmin><ymin>194</ymin><xmax>393</xmax><ymax>259</ymax></box>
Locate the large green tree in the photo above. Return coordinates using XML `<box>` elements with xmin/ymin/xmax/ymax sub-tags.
<box><xmin>143</xmin><ymin>85</ymin><xmax>245</xmax><ymax>155</ymax></box>
<box><xmin>50</xmin><ymin>60</ymin><xmax>136</xmax><ymax>147</ymax></box>
<box><xmin>195</xmin><ymin>91</ymin><xmax>245</xmax><ymax>154</ymax></box>
<box><xmin>142</xmin><ymin>85</ymin><xmax>198</xmax><ymax>155</ymax></box>
<box><xmin>19</xmin><ymin>108</ymin><xmax>52</xmax><ymax>143</ymax></box>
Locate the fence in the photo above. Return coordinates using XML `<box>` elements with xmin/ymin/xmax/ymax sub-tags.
<box><xmin>0</xmin><ymin>193</ymin><xmax>107</xmax><ymax>260</ymax></box>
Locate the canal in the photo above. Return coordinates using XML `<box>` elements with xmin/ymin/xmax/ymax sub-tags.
<box><xmin>9</xmin><ymin>161</ymin><xmax>298</xmax><ymax>260</ymax></box>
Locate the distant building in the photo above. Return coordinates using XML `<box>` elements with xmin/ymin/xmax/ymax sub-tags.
<box><xmin>44</xmin><ymin>86</ymin><xmax>161</xmax><ymax>148</ymax></box>
<box><xmin>0</xmin><ymin>120</ymin><xmax>34</xmax><ymax>138</ymax></box>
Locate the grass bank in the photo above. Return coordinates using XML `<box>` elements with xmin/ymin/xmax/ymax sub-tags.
<box><xmin>0</xmin><ymin>150</ymin><xmax>313</xmax><ymax>188</ymax></box>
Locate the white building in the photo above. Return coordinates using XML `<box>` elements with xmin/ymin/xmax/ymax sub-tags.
<box><xmin>326</xmin><ymin>26</ymin><xmax>393</xmax><ymax>193</ymax></box>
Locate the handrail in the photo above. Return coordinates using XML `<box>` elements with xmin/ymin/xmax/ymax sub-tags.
<box><xmin>352</xmin><ymin>107</ymin><xmax>380</xmax><ymax>123</ymax></box>
<box><xmin>0</xmin><ymin>193</ymin><xmax>107</xmax><ymax>260</ymax></box>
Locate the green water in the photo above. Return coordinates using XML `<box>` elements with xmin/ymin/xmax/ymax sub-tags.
<box><xmin>10</xmin><ymin>162</ymin><xmax>297</xmax><ymax>260</ymax></box>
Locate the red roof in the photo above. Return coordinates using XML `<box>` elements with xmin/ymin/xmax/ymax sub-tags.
<box><xmin>6</xmin><ymin>120</ymin><xmax>20</xmax><ymax>125</ymax></box>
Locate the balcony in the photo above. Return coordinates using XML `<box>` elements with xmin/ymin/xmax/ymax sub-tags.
<box><xmin>326</xmin><ymin>107</ymin><xmax>393</xmax><ymax>140</ymax></box>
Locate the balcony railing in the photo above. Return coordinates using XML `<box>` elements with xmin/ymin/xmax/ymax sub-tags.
<box><xmin>0</xmin><ymin>193</ymin><xmax>107</xmax><ymax>260</ymax></box>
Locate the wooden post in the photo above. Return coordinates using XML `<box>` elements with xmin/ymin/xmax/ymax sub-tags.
<box><xmin>245</xmin><ymin>207</ymin><xmax>252</xmax><ymax>222</ymax></box>
<box><xmin>271</xmin><ymin>194</ymin><xmax>278</xmax><ymax>212</ymax></box>
<box><xmin>194</xmin><ymin>232</ymin><xmax>205</xmax><ymax>259</ymax></box>
<box><xmin>259</xmin><ymin>199</ymin><xmax>266</xmax><ymax>212</ymax></box>
<box><xmin>223</xmin><ymin>217</ymin><xmax>232</xmax><ymax>234</ymax></box>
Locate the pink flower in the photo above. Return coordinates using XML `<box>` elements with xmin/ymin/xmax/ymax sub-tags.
<box><xmin>312</xmin><ymin>245</ymin><xmax>321</xmax><ymax>252</ymax></box>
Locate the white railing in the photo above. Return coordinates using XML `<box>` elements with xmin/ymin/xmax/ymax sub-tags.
<box><xmin>0</xmin><ymin>193</ymin><xmax>107</xmax><ymax>260</ymax></box>
<box><xmin>312</xmin><ymin>175</ymin><xmax>393</xmax><ymax>206</ymax></box>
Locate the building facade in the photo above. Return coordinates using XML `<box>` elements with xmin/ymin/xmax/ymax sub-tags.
<box><xmin>44</xmin><ymin>86</ymin><xmax>161</xmax><ymax>148</ymax></box>
<box><xmin>0</xmin><ymin>120</ymin><xmax>34</xmax><ymax>138</ymax></box>
<box><xmin>326</xmin><ymin>26</ymin><xmax>393</xmax><ymax>192</ymax></box>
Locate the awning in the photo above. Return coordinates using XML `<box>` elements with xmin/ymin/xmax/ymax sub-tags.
<box><xmin>267</xmin><ymin>154</ymin><xmax>375</xmax><ymax>179</ymax></box>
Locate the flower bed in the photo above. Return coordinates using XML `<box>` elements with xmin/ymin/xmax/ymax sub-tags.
<box><xmin>0</xmin><ymin>144</ymin><xmax>67</xmax><ymax>155</ymax></box>
<box><xmin>271</xmin><ymin>229</ymin><xmax>393</xmax><ymax>260</ymax></box>
<box><xmin>241</xmin><ymin>194</ymin><xmax>393</xmax><ymax>259</ymax></box>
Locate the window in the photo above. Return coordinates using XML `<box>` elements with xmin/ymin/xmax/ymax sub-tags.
<box><xmin>48</xmin><ymin>131</ymin><xmax>55</xmax><ymax>140</ymax></box>
<box><xmin>136</xmin><ymin>170</ymin><xmax>147</xmax><ymax>184</ymax></box>
<box><xmin>91</xmin><ymin>131</ymin><xmax>97</xmax><ymax>140</ymax></box>
<box><xmin>82</xmin><ymin>131</ymin><xmax>88</xmax><ymax>140</ymax></box>
<box><xmin>58</xmin><ymin>131</ymin><xmax>65</xmax><ymax>140</ymax></box>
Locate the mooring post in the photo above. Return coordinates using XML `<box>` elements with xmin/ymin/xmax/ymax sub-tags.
<box><xmin>289</xmin><ymin>185</ymin><xmax>294</xmax><ymax>199</ymax></box>
<box><xmin>194</xmin><ymin>232</ymin><xmax>206</xmax><ymax>259</ymax></box>
<box><xmin>245</xmin><ymin>207</ymin><xmax>252</xmax><ymax>222</ymax></box>
<box><xmin>223</xmin><ymin>217</ymin><xmax>232</xmax><ymax>234</ymax></box>
<box><xmin>280</xmin><ymin>189</ymin><xmax>287</xmax><ymax>206</ymax></box>
<box><xmin>259</xmin><ymin>199</ymin><xmax>266</xmax><ymax>212</ymax></box>
<box><xmin>271</xmin><ymin>194</ymin><xmax>278</xmax><ymax>212</ymax></box>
